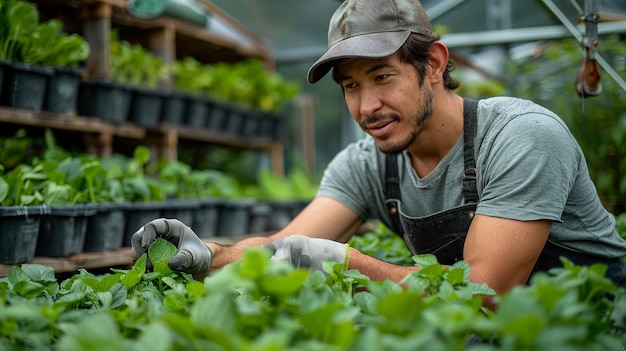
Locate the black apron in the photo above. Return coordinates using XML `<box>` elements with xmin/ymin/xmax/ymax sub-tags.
<box><xmin>384</xmin><ymin>98</ymin><xmax>626</xmax><ymax>287</ymax></box>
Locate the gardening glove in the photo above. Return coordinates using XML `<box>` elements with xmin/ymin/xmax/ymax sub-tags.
<box><xmin>131</xmin><ymin>218</ymin><xmax>211</xmax><ymax>278</ymax></box>
<box><xmin>267</xmin><ymin>234</ymin><xmax>348</xmax><ymax>273</ymax></box>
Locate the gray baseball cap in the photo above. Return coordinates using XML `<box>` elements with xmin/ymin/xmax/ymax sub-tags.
<box><xmin>307</xmin><ymin>0</ymin><xmax>432</xmax><ymax>84</ymax></box>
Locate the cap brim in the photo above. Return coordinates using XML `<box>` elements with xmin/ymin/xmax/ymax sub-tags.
<box><xmin>307</xmin><ymin>31</ymin><xmax>412</xmax><ymax>84</ymax></box>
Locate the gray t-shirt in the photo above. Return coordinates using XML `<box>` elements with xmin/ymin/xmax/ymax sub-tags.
<box><xmin>317</xmin><ymin>97</ymin><xmax>626</xmax><ymax>258</ymax></box>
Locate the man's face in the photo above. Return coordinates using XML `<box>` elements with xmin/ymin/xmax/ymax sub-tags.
<box><xmin>336</xmin><ymin>52</ymin><xmax>434</xmax><ymax>154</ymax></box>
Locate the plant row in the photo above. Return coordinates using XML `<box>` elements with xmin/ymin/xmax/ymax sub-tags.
<box><xmin>0</xmin><ymin>0</ymin><xmax>300</xmax><ymax>141</ymax></box>
<box><xmin>0</xmin><ymin>233</ymin><xmax>624</xmax><ymax>350</ymax></box>
<box><xmin>0</xmin><ymin>130</ymin><xmax>317</xmax><ymax>264</ymax></box>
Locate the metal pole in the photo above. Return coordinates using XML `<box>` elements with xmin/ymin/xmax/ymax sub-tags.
<box><xmin>542</xmin><ymin>0</ymin><xmax>626</xmax><ymax>93</ymax></box>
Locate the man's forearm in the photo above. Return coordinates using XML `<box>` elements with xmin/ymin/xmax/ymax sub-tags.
<box><xmin>347</xmin><ymin>247</ymin><xmax>418</xmax><ymax>282</ymax></box>
<box><xmin>206</xmin><ymin>236</ymin><xmax>275</xmax><ymax>272</ymax></box>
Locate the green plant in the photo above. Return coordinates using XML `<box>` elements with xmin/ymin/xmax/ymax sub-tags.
<box><xmin>2</xmin><ymin>241</ymin><xmax>624</xmax><ymax>350</ymax></box>
<box><xmin>0</xmin><ymin>0</ymin><xmax>89</xmax><ymax>66</ymax></box>
<box><xmin>18</xmin><ymin>18</ymin><xmax>89</xmax><ymax>66</ymax></box>
<box><xmin>170</xmin><ymin>56</ymin><xmax>211</xmax><ymax>94</ymax></box>
<box><xmin>0</xmin><ymin>163</ymin><xmax>47</xmax><ymax>206</ymax></box>
<box><xmin>109</xmin><ymin>31</ymin><xmax>166</xmax><ymax>88</ymax></box>
<box><xmin>0</xmin><ymin>0</ymin><xmax>39</xmax><ymax>62</ymax></box>
<box><xmin>348</xmin><ymin>221</ymin><xmax>414</xmax><ymax>266</ymax></box>
<box><xmin>171</xmin><ymin>56</ymin><xmax>300</xmax><ymax>112</ymax></box>
<box><xmin>118</xmin><ymin>145</ymin><xmax>166</xmax><ymax>202</ymax></box>
<box><xmin>0</xmin><ymin>129</ymin><xmax>44</xmax><ymax>170</ymax></box>
<box><xmin>249</xmin><ymin>168</ymin><xmax>318</xmax><ymax>201</ymax></box>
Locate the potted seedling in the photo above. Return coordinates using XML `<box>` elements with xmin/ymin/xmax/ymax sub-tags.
<box><xmin>171</xmin><ymin>56</ymin><xmax>212</xmax><ymax>129</ymax></box>
<box><xmin>78</xmin><ymin>31</ymin><xmax>166</xmax><ymax>125</ymax></box>
<box><xmin>0</xmin><ymin>1</ymin><xmax>89</xmax><ymax>113</ymax></box>
<box><xmin>122</xmin><ymin>40</ymin><xmax>168</xmax><ymax>128</ymax></box>
<box><xmin>120</xmin><ymin>146</ymin><xmax>168</xmax><ymax>246</ymax></box>
<box><xmin>0</xmin><ymin>1</ymin><xmax>53</xmax><ymax>111</ymax></box>
<box><xmin>0</xmin><ymin>163</ymin><xmax>48</xmax><ymax>264</ymax></box>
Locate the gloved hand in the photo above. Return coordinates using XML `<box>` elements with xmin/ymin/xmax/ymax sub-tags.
<box><xmin>267</xmin><ymin>234</ymin><xmax>348</xmax><ymax>272</ymax></box>
<box><xmin>130</xmin><ymin>218</ymin><xmax>211</xmax><ymax>278</ymax></box>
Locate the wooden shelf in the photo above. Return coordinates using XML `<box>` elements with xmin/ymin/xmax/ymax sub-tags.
<box><xmin>0</xmin><ymin>248</ymin><xmax>133</xmax><ymax>277</ymax></box>
<box><xmin>0</xmin><ymin>3</ymin><xmax>286</xmax><ymax>275</ymax></box>
<box><xmin>0</xmin><ymin>106</ymin><xmax>145</xmax><ymax>138</ymax></box>
<box><xmin>28</xmin><ymin>0</ymin><xmax>272</xmax><ymax>68</ymax></box>
<box><xmin>0</xmin><ymin>107</ymin><xmax>284</xmax><ymax>174</ymax></box>
<box><xmin>0</xmin><ymin>238</ymin><xmax>239</xmax><ymax>277</ymax></box>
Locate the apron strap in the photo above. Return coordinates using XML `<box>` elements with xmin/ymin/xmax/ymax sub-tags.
<box><xmin>462</xmin><ymin>98</ymin><xmax>479</xmax><ymax>203</ymax></box>
<box><xmin>385</xmin><ymin>154</ymin><xmax>403</xmax><ymax>234</ymax></box>
<box><xmin>384</xmin><ymin>98</ymin><xmax>480</xmax><ymax>234</ymax></box>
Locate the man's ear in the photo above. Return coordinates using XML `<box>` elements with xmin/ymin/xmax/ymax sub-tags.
<box><xmin>427</xmin><ymin>41</ymin><xmax>449</xmax><ymax>85</ymax></box>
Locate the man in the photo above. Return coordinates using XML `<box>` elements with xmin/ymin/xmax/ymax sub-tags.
<box><xmin>131</xmin><ymin>0</ymin><xmax>626</xmax><ymax>310</ymax></box>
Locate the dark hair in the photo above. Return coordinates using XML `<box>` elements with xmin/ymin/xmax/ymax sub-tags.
<box><xmin>331</xmin><ymin>33</ymin><xmax>460</xmax><ymax>90</ymax></box>
<box><xmin>399</xmin><ymin>33</ymin><xmax>460</xmax><ymax>90</ymax></box>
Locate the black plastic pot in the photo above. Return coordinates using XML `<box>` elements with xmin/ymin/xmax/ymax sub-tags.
<box><xmin>206</xmin><ymin>98</ymin><xmax>228</xmax><ymax>132</ymax></box>
<box><xmin>160</xmin><ymin>90</ymin><xmax>188</xmax><ymax>126</ymax></box>
<box><xmin>266</xmin><ymin>201</ymin><xmax>299</xmax><ymax>231</ymax></box>
<box><xmin>77</xmin><ymin>78</ymin><xmax>132</xmax><ymax>124</ymax></box>
<box><xmin>43</xmin><ymin>66</ymin><xmax>84</xmax><ymax>114</ymax></box>
<box><xmin>36</xmin><ymin>204</ymin><xmax>96</xmax><ymax>257</ymax></box>
<box><xmin>122</xmin><ymin>202</ymin><xmax>168</xmax><ymax>247</ymax></box>
<box><xmin>248</xmin><ymin>202</ymin><xmax>272</xmax><ymax>234</ymax></box>
<box><xmin>0</xmin><ymin>205</ymin><xmax>47</xmax><ymax>264</ymax></box>
<box><xmin>216</xmin><ymin>198</ymin><xmax>255</xmax><ymax>238</ymax></box>
<box><xmin>160</xmin><ymin>198</ymin><xmax>200</xmax><ymax>227</ymax></box>
<box><xmin>242</xmin><ymin>109</ymin><xmax>262</xmax><ymax>138</ymax></box>
<box><xmin>84</xmin><ymin>203</ymin><xmax>128</xmax><ymax>252</ymax></box>
<box><xmin>191</xmin><ymin>198</ymin><xmax>223</xmax><ymax>238</ymax></box>
<box><xmin>183</xmin><ymin>94</ymin><xmax>209</xmax><ymax>129</ymax></box>
<box><xmin>223</xmin><ymin>102</ymin><xmax>246</xmax><ymax>137</ymax></box>
<box><xmin>0</xmin><ymin>62</ymin><xmax>53</xmax><ymax>111</ymax></box>
<box><xmin>258</xmin><ymin>111</ymin><xmax>275</xmax><ymax>140</ymax></box>
<box><xmin>128</xmin><ymin>86</ymin><xmax>163</xmax><ymax>128</ymax></box>
<box><xmin>0</xmin><ymin>59</ymin><xmax>11</xmax><ymax>101</ymax></box>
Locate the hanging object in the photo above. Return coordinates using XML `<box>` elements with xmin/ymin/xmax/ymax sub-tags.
<box><xmin>574</xmin><ymin>0</ymin><xmax>602</xmax><ymax>98</ymax></box>
<box><xmin>127</xmin><ymin>0</ymin><xmax>210</xmax><ymax>27</ymax></box>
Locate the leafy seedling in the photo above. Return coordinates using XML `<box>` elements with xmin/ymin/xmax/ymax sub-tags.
<box><xmin>148</xmin><ymin>238</ymin><xmax>178</xmax><ymax>276</ymax></box>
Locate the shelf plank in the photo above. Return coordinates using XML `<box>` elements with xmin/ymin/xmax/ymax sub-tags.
<box><xmin>0</xmin><ymin>107</ymin><xmax>145</xmax><ymax>139</ymax></box>
<box><xmin>0</xmin><ymin>248</ymin><xmax>133</xmax><ymax>277</ymax></box>
<box><xmin>0</xmin><ymin>237</ymin><xmax>241</xmax><ymax>277</ymax></box>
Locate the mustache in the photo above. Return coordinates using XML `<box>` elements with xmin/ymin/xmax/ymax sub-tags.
<box><xmin>359</xmin><ymin>113</ymin><xmax>400</xmax><ymax>130</ymax></box>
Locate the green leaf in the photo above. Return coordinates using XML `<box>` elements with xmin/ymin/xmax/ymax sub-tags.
<box><xmin>57</xmin><ymin>313</ymin><xmax>126</xmax><ymax>350</ymax></box>
<box><xmin>148</xmin><ymin>238</ymin><xmax>177</xmax><ymax>276</ymax></box>
<box><xmin>121</xmin><ymin>254</ymin><xmax>146</xmax><ymax>289</ymax></box>
<box><xmin>131</xmin><ymin>322</ymin><xmax>172</xmax><ymax>351</ymax></box>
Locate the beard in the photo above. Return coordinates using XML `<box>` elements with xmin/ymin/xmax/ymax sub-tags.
<box><xmin>361</xmin><ymin>86</ymin><xmax>435</xmax><ymax>155</ymax></box>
